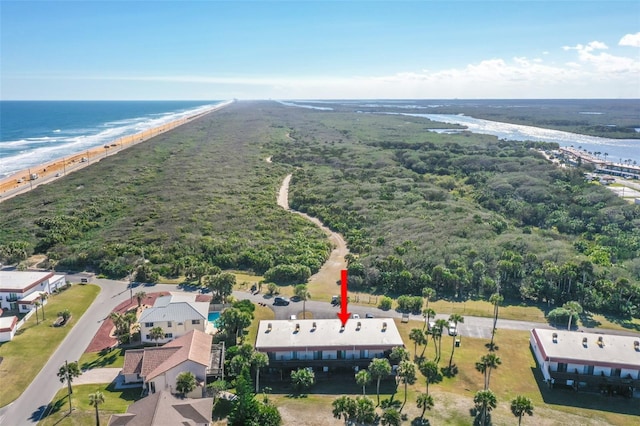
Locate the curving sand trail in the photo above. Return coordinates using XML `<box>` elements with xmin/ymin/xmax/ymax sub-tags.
<box><xmin>277</xmin><ymin>173</ymin><xmax>349</xmax><ymax>297</ymax></box>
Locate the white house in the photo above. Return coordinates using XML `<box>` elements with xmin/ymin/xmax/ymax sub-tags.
<box><xmin>121</xmin><ymin>329</ymin><xmax>213</xmax><ymax>397</ymax></box>
<box><xmin>138</xmin><ymin>293</ymin><xmax>209</xmax><ymax>345</ymax></box>
<box><xmin>0</xmin><ymin>271</ymin><xmax>65</xmax><ymax>312</ymax></box>
<box><xmin>255</xmin><ymin>318</ymin><xmax>405</xmax><ymax>371</ymax></box>
<box><xmin>530</xmin><ymin>328</ymin><xmax>640</xmax><ymax>397</ymax></box>
<box><xmin>0</xmin><ymin>316</ymin><xmax>18</xmax><ymax>342</ymax></box>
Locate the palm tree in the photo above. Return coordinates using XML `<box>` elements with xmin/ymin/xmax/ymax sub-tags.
<box><xmin>433</xmin><ymin>319</ymin><xmax>447</xmax><ymax>362</ymax></box>
<box><xmin>511</xmin><ymin>395</ymin><xmax>534</xmax><ymax>425</ymax></box>
<box><xmin>562</xmin><ymin>301</ymin><xmax>582</xmax><ymax>330</ymax></box>
<box><xmin>355</xmin><ymin>369</ymin><xmax>371</xmax><ymax>396</ymax></box>
<box><xmin>409</xmin><ymin>328</ymin><xmax>427</xmax><ymax>358</ymax></box>
<box><xmin>397</xmin><ymin>360</ymin><xmax>416</xmax><ymax>411</ymax></box>
<box><xmin>423</xmin><ymin>308</ymin><xmax>436</xmax><ymax>331</ymax></box>
<box><xmin>448</xmin><ymin>313</ymin><xmax>464</xmax><ymax>367</ymax></box>
<box><xmin>135</xmin><ymin>291</ymin><xmax>147</xmax><ymax>308</ymax></box>
<box><xmin>418</xmin><ymin>360</ymin><xmax>439</xmax><ymax>395</ymax></box>
<box><xmin>416</xmin><ymin>392</ymin><xmax>434</xmax><ymax>421</ymax></box>
<box><xmin>251</xmin><ymin>351</ymin><xmax>269</xmax><ymax>393</ymax></box>
<box><xmin>40</xmin><ymin>292</ymin><xmax>48</xmax><ymax>320</ymax></box>
<box><xmin>175</xmin><ymin>371</ymin><xmax>197</xmax><ymax>397</ymax></box>
<box><xmin>421</xmin><ymin>287</ymin><xmax>436</xmax><ymax>329</ymax></box>
<box><xmin>149</xmin><ymin>326</ymin><xmax>165</xmax><ymax>346</ymax></box>
<box><xmin>488</xmin><ymin>293</ymin><xmax>503</xmax><ymax>350</ymax></box>
<box><xmin>381</xmin><ymin>408</ymin><xmax>401</xmax><ymax>426</ymax></box>
<box><xmin>34</xmin><ymin>300</ymin><xmax>41</xmax><ymax>325</ymax></box>
<box><xmin>332</xmin><ymin>395</ymin><xmax>356</xmax><ymax>425</ymax></box>
<box><xmin>474</xmin><ymin>389</ymin><xmax>497</xmax><ymax>426</ymax></box>
<box><xmin>88</xmin><ymin>391</ymin><xmax>105</xmax><ymax>426</ymax></box>
<box><xmin>476</xmin><ymin>353</ymin><xmax>502</xmax><ymax>390</ymax></box>
<box><xmin>57</xmin><ymin>360</ymin><xmax>81</xmax><ymax>414</ymax></box>
<box><xmin>368</xmin><ymin>358</ymin><xmax>391</xmax><ymax>406</ymax></box>
<box><xmin>294</xmin><ymin>284</ymin><xmax>311</xmax><ymax>319</ymax></box>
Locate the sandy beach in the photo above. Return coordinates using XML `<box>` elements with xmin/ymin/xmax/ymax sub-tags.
<box><xmin>0</xmin><ymin>101</ymin><xmax>232</xmax><ymax>202</ymax></box>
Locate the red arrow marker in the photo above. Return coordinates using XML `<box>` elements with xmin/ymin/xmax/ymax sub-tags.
<box><xmin>337</xmin><ymin>269</ymin><xmax>351</xmax><ymax>326</ymax></box>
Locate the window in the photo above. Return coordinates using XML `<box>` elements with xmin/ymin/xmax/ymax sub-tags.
<box><xmin>583</xmin><ymin>365</ymin><xmax>594</xmax><ymax>375</ymax></box>
<box><xmin>144</xmin><ymin>322</ymin><xmax>154</xmax><ymax>328</ymax></box>
<box><xmin>557</xmin><ymin>363</ymin><xmax>567</xmax><ymax>373</ymax></box>
<box><xmin>612</xmin><ymin>368</ymin><xmax>621</xmax><ymax>377</ymax></box>
<box><xmin>145</xmin><ymin>334</ymin><xmax>151</xmax><ymax>340</ymax></box>
<box><xmin>167</xmin><ymin>321</ymin><xmax>172</xmax><ymax>328</ymax></box>
<box><xmin>164</xmin><ymin>333</ymin><xmax>173</xmax><ymax>338</ymax></box>
<box><xmin>192</xmin><ymin>319</ymin><xmax>201</xmax><ymax>325</ymax></box>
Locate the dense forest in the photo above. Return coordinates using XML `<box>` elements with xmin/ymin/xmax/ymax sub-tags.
<box><xmin>0</xmin><ymin>101</ymin><xmax>638</xmax><ymax>318</ymax></box>
<box><xmin>267</xmin><ymin>104</ymin><xmax>640</xmax><ymax>318</ymax></box>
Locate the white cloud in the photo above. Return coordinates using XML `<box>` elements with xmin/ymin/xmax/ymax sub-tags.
<box><xmin>619</xmin><ymin>32</ymin><xmax>640</xmax><ymax>47</ymax></box>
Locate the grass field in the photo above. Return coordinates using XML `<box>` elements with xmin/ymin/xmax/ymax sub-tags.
<box><xmin>38</xmin><ymin>383</ymin><xmax>141</xmax><ymax>426</ymax></box>
<box><xmin>78</xmin><ymin>348</ymin><xmax>126</xmax><ymax>371</ymax></box>
<box><xmin>0</xmin><ymin>284</ymin><xmax>100</xmax><ymax>407</ymax></box>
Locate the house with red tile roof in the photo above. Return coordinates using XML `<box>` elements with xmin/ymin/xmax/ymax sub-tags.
<box><xmin>121</xmin><ymin>330</ymin><xmax>213</xmax><ymax>397</ymax></box>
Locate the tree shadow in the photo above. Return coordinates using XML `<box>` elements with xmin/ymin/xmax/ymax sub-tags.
<box><xmin>484</xmin><ymin>343</ymin><xmax>499</xmax><ymax>351</ymax></box>
<box><xmin>441</xmin><ymin>364</ymin><xmax>458</xmax><ymax>378</ymax></box>
<box><xmin>411</xmin><ymin>417</ymin><xmax>431</xmax><ymax>426</ymax></box>
<box><xmin>579</xmin><ymin>312</ymin><xmax>601</xmax><ymax>328</ymax></box>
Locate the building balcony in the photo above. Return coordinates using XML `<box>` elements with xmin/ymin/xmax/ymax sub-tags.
<box><xmin>267</xmin><ymin>357</ymin><xmax>376</xmax><ymax>369</ymax></box>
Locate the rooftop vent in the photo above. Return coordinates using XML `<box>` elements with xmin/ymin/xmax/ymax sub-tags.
<box><xmin>597</xmin><ymin>336</ymin><xmax>604</xmax><ymax>347</ymax></box>
<box><xmin>266</xmin><ymin>323</ymin><xmax>272</xmax><ymax>333</ymax></box>
<box><xmin>552</xmin><ymin>333</ymin><xmax>558</xmax><ymax>343</ymax></box>
<box><xmin>382</xmin><ymin>322</ymin><xmax>387</xmax><ymax>332</ymax></box>
<box><xmin>295</xmin><ymin>323</ymin><xmax>300</xmax><ymax>333</ymax></box>
<box><xmin>582</xmin><ymin>337</ymin><xmax>588</xmax><ymax>347</ymax></box>
<box><xmin>311</xmin><ymin>322</ymin><xmax>317</xmax><ymax>331</ymax></box>
<box><xmin>634</xmin><ymin>341</ymin><xmax>639</xmax><ymax>351</ymax></box>
<box><xmin>356</xmin><ymin>321</ymin><xmax>362</xmax><ymax>331</ymax></box>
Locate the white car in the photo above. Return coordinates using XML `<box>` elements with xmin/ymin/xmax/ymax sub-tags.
<box><xmin>352</xmin><ymin>313</ymin><xmax>360</xmax><ymax>319</ymax></box>
<box><xmin>448</xmin><ymin>321</ymin><xmax>458</xmax><ymax>336</ymax></box>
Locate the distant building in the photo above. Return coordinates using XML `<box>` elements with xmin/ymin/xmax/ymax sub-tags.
<box><xmin>255</xmin><ymin>318</ymin><xmax>405</xmax><ymax>371</ymax></box>
<box><xmin>107</xmin><ymin>390</ymin><xmax>212</xmax><ymax>426</ymax></box>
<box><xmin>121</xmin><ymin>329</ymin><xmax>218</xmax><ymax>397</ymax></box>
<box><xmin>530</xmin><ymin>328</ymin><xmax>640</xmax><ymax>397</ymax></box>
<box><xmin>138</xmin><ymin>293</ymin><xmax>209</xmax><ymax>344</ymax></box>
<box><xmin>0</xmin><ymin>271</ymin><xmax>65</xmax><ymax>313</ymax></box>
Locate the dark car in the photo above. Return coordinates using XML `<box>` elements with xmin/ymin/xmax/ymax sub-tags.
<box><xmin>273</xmin><ymin>296</ymin><xmax>290</xmax><ymax>306</ymax></box>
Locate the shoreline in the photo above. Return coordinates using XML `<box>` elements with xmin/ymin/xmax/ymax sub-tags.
<box><xmin>0</xmin><ymin>100</ymin><xmax>233</xmax><ymax>202</ymax></box>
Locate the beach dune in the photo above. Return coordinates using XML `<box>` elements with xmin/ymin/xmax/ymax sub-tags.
<box><xmin>0</xmin><ymin>101</ymin><xmax>232</xmax><ymax>201</ymax></box>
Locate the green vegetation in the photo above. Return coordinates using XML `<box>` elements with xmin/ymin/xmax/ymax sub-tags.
<box><xmin>39</xmin><ymin>383</ymin><xmax>140</xmax><ymax>426</ymax></box>
<box><xmin>0</xmin><ymin>284</ymin><xmax>100</xmax><ymax>406</ymax></box>
<box><xmin>0</xmin><ymin>102</ymin><xmax>330</xmax><ymax>287</ymax></box>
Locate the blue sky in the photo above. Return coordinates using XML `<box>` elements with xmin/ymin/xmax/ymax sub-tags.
<box><xmin>1</xmin><ymin>0</ymin><xmax>639</xmax><ymax>100</ymax></box>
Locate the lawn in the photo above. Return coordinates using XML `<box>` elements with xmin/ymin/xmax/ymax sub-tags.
<box><xmin>79</xmin><ymin>348</ymin><xmax>126</xmax><ymax>370</ymax></box>
<box><xmin>38</xmin><ymin>383</ymin><xmax>141</xmax><ymax>426</ymax></box>
<box><xmin>0</xmin><ymin>284</ymin><xmax>100</xmax><ymax>407</ymax></box>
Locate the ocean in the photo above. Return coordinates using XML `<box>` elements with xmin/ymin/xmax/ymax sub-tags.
<box><xmin>1</xmin><ymin>100</ymin><xmax>638</xmax><ymax>179</ymax></box>
<box><xmin>0</xmin><ymin>100</ymin><xmax>223</xmax><ymax>177</ymax></box>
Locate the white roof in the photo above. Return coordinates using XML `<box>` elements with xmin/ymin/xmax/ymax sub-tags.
<box><xmin>532</xmin><ymin>328</ymin><xmax>640</xmax><ymax>370</ymax></box>
<box><xmin>0</xmin><ymin>271</ymin><xmax>53</xmax><ymax>291</ymax></box>
<box><xmin>255</xmin><ymin>318</ymin><xmax>404</xmax><ymax>352</ymax></box>
<box><xmin>18</xmin><ymin>291</ymin><xmax>45</xmax><ymax>303</ymax></box>
<box><xmin>139</xmin><ymin>293</ymin><xmax>208</xmax><ymax>323</ymax></box>
<box><xmin>0</xmin><ymin>316</ymin><xmax>17</xmax><ymax>330</ymax></box>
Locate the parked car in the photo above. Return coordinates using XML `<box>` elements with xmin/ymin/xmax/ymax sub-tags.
<box><xmin>273</xmin><ymin>296</ymin><xmax>290</xmax><ymax>306</ymax></box>
<box><xmin>365</xmin><ymin>313</ymin><xmax>374</xmax><ymax>318</ymax></box>
<box><xmin>352</xmin><ymin>313</ymin><xmax>360</xmax><ymax>319</ymax></box>
<box><xmin>448</xmin><ymin>321</ymin><xmax>458</xmax><ymax>336</ymax></box>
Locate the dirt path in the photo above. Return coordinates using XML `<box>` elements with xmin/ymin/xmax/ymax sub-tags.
<box><xmin>277</xmin><ymin>173</ymin><xmax>348</xmax><ymax>297</ymax></box>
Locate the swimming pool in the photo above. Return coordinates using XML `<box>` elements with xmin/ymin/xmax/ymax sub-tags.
<box><xmin>208</xmin><ymin>311</ymin><xmax>221</xmax><ymax>323</ymax></box>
